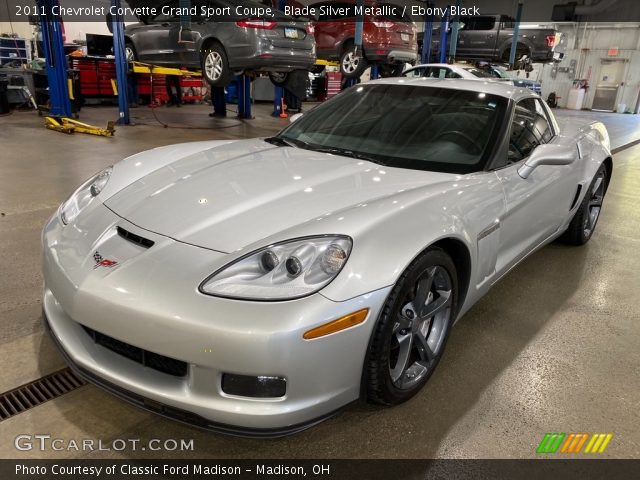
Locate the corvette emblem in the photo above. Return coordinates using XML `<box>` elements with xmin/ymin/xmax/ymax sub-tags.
<box><xmin>93</xmin><ymin>251</ymin><xmax>118</xmax><ymax>269</ymax></box>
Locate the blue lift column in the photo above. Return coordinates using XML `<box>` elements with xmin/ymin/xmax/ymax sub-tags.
<box><xmin>344</xmin><ymin>0</ymin><xmax>365</xmax><ymax>88</ymax></box>
<box><xmin>272</xmin><ymin>0</ymin><xmax>286</xmax><ymax>116</ymax></box>
<box><xmin>448</xmin><ymin>0</ymin><xmax>461</xmax><ymax>62</ymax></box>
<box><xmin>237</xmin><ymin>74</ymin><xmax>252</xmax><ymax>119</ymax></box>
<box><xmin>509</xmin><ymin>1</ymin><xmax>524</xmax><ymax>69</ymax></box>
<box><xmin>38</xmin><ymin>0</ymin><xmax>71</xmax><ymax>117</ymax></box>
<box><xmin>421</xmin><ymin>2</ymin><xmax>434</xmax><ymax>64</ymax></box>
<box><xmin>438</xmin><ymin>8</ymin><xmax>449</xmax><ymax>64</ymax></box>
<box><xmin>110</xmin><ymin>0</ymin><xmax>129</xmax><ymax>124</ymax></box>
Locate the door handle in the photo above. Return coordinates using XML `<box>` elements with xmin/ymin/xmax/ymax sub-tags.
<box><xmin>161</xmin><ymin>23</ymin><xmax>170</xmax><ymax>27</ymax></box>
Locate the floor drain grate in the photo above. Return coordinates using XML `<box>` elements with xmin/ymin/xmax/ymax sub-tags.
<box><xmin>0</xmin><ymin>368</ymin><xmax>86</xmax><ymax>421</ymax></box>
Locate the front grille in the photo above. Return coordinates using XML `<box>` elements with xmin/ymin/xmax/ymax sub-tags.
<box><xmin>117</xmin><ymin>226</ymin><xmax>154</xmax><ymax>249</ymax></box>
<box><xmin>82</xmin><ymin>326</ymin><xmax>188</xmax><ymax>377</ymax></box>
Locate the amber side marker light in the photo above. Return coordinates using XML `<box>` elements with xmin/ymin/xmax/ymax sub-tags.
<box><xmin>303</xmin><ymin>309</ymin><xmax>369</xmax><ymax>340</ymax></box>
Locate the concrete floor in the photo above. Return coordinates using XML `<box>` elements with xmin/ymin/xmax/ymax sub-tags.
<box><xmin>0</xmin><ymin>104</ymin><xmax>639</xmax><ymax>459</ymax></box>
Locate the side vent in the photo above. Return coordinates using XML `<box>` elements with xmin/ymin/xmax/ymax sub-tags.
<box><xmin>570</xmin><ymin>184</ymin><xmax>583</xmax><ymax>211</ymax></box>
<box><xmin>117</xmin><ymin>227</ymin><xmax>155</xmax><ymax>249</ymax></box>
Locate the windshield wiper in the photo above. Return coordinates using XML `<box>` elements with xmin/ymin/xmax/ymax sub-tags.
<box><xmin>264</xmin><ymin>136</ymin><xmax>296</xmax><ymax>147</ymax></box>
<box><xmin>307</xmin><ymin>146</ymin><xmax>388</xmax><ymax>166</ymax></box>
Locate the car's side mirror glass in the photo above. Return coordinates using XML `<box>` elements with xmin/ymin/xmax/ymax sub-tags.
<box><xmin>289</xmin><ymin>112</ymin><xmax>304</xmax><ymax>123</ymax></box>
<box><xmin>518</xmin><ymin>143</ymin><xmax>577</xmax><ymax>179</ymax></box>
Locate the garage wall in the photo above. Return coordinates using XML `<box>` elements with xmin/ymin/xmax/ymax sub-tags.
<box><xmin>537</xmin><ymin>23</ymin><xmax>640</xmax><ymax>112</ymax></box>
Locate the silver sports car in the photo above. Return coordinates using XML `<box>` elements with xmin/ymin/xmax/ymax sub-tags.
<box><xmin>43</xmin><ymin>79</ymin><xmax>612</xmax><ymax>436</ymax></box>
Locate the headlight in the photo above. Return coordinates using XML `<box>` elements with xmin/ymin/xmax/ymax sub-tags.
<box><xmin>199</xmin><ymin>236</ymin><xmax>352</xmax><ymax>301</ymax></box>
<box><xmin>60</xmin><ymin>167</ymin><xmax>112</xmax><ymax>225</ymax></box>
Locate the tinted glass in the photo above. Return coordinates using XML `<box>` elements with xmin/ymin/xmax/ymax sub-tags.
<box><xmin>508</xmin><ymin>98</ymin><xmax>554</xmax><ymax>163</ymax></box>
<box><xmin>278</xmin><ymin>84</ymin><xmax>507</xmax><ymax>174</ymax></box>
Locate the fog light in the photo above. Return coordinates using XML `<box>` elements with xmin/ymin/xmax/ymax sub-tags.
<box><xmin>221</xmin><ymin>374</ymin><xmax>286</xmax><ymax>398</ymax></box>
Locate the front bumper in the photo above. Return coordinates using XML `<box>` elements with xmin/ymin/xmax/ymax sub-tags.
<box><xmin>42</xmin><ymin>205</ymin><xmax>390</xmax><ymax>435</ymax></box>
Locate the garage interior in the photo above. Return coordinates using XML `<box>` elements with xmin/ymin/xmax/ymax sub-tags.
<box><xmin>1</xmin><ymin>0</ymin><xmax>640</xmax><ymax>462</ymax></box>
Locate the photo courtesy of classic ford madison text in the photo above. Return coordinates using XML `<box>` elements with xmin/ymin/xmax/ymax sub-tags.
<box><xmin>1</xmin><ymin>0</ymin><xmax>640</xmax><ymax>477</ymax></box>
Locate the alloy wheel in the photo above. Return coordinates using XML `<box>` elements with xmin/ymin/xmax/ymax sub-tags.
<box><xmin>205</xmin><ymin>51</ymin><xmax>223</xmax><ymax>82</ymax></box>
<box><xmin>583</xmin><ymin>170</ymin><xmax>605</xmax><ymax>237</ymax></box>
<box><xmin>342</xmin><ymin>51</ymin><xmax>360</xmax><ymax>74</ymax></box>
<box><xmin>125</xmin><ymin>47</ymin><xmax>135</xmax><ymax>63</ymax></box>
<box><xmin>389</xmin><ymin>266</ymin><xmax>453</xmax><ymax>390</ymax></box>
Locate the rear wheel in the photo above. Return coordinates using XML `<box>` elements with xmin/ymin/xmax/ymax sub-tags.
<box><xmin>560</xmin><ymin>163</ymin><xmax>609</xmax><ymax>245</ymax></box>
<box><xmin>202</xmin><ymin>43</ymin><xmax>232</xmax><ymax>87</ymax></box>
<box><xmin>366</xmin><ymin>248</ymin><xmax>458</xmax><ymax>405</ymax></box>
<box><xmin>269</xmin><ymin>72</ymin><xmax>288</xmax><ymax>86</ymax></box>
<box><xmin>340</xmin><ymin>43</ymin><xmax>368</xmax><ymax>78</ymax></box>
<box><xmin>125</xmin><ymin>41</ymin><xmax>137</xmax><ymax>63</ymax></box>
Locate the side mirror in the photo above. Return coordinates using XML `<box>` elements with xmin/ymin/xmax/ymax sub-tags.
<box><xmin>289</xmin><ymin>112</ymin><xmax>304</xmax><ymax>123</ymax></box>
<box><xmin>518</xmin><ymin>143</ymin><xmax>577</xmax><ymax>179</ymax></box>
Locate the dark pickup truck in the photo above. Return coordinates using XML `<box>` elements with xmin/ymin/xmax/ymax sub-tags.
<box><xmin>420</xmin><ymin>14</ymin><xmax>564</xmax><ymax>63</ymax></box>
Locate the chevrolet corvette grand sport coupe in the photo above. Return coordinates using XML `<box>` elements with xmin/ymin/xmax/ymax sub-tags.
<box><xmin>43</xmin><ymin>79</ymin><xmax>612</xmax><ymax>437</ymax></box>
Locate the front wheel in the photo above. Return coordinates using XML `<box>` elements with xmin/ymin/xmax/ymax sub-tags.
<box><xmin>365</xmin><ymin>248</ymin><xmax>458</xmax><ymax>405</ymax></box>
<box><xmin>560</xmin><ymin>163</ymin><xmax>609</xmax><ymax>245</ymax></box>
<box><xmin>340</xmin><ymin>45</ymin><xmax>368</xmax><ymax>78</ymax></box>
<box><xmin>202</xmin><ymin>44</ymin><xmax>232</xmax><ymax>87</ymax></box>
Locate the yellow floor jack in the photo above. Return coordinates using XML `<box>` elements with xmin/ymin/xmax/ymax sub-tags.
<box><xmin>44</xmin><ymin>78</ymin><xmax>115</xmax><ymax>137</ymax></box>
<box><xmin>44</xmin><ymin>116</ymin><xmax>116</xmax><ymax>137</ymax></box>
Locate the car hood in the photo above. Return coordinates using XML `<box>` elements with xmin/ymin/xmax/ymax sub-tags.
<box><xmin>104</xmin><ymin>139</ymin><xmax>455</xmax><ymax>252</ymax></box>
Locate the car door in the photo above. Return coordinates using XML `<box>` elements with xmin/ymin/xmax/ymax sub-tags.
<box><xmin>493</xmin><ymin>97</ymin><xmax>580</xmax><ymax>274</ymax></box>
<box><xmin>129</xmin><ymin>0</ymin><xmax>181</xmax><ymax>63</ymax></box>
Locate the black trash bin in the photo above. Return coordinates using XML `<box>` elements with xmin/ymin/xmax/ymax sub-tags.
<box><xmin>0</xmin><ymin>77</ymin><xmax>10</xmax><ymax>114</ymax></box>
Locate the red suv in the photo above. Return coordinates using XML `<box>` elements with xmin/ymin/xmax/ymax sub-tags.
<box><xmin>309</xmin><ymin>1</ymin><xmax>417</xmax><ymax>77</ymax></box>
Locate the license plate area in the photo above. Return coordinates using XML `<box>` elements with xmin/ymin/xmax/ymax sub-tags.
<box><xmin>285</xmin><ymin>27</ymin><xmax>299</xmax><ymax>39</ymax></box>
<box><xmin>401</xmin><ymin>33</ymin><xmax>409</xmax><ymax>42</ymax></box>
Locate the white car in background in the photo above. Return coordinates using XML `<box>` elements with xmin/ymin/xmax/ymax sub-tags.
<box><xmin>402</xmin><ymin>63</ymin><xmax>509</xmax><ymax>80</ymax></box>
<box><xmin>43</xmin><ymin>79</ymin><xmax>611</xmax><ymax>436</ymax></box>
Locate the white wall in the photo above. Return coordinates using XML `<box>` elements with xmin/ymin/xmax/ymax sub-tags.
<box><xmin>537</xmin><ymin>23</ymin><xmax>640</xmax><ymax>112</ymax></box>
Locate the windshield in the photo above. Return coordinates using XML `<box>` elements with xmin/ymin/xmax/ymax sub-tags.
<box><xmin>276</xmin><ymin>84</ymin><xmax>507</xmax><ymax>174</ymax></box>
<box><xmin>464</xmin><ymin>67</ymin><xmax>501</xmax><ymax>78</ymax></box>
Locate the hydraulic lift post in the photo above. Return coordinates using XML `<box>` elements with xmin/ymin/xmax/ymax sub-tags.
<box><xmin>37</xmin><ymin>0</ymin><xmax>71</xmax><ymax>117</ymax></box>
<box><xmin>438</xmin><ymin>8</ymin><xmax>449</xmax><ymax>64</ymax></box>
<box><xmin>421</xmin><ymin>2</ymin><xmax>434</xmax><ymax>64</ymax></box>
<box><xmin>110</xmin><ymin>0</ymin><xmax>130</xmax><ymax>124</ymax></box>
<box><xmin>272</xmin><ymin>0</ymin><xmax>286</xmax><ymax>117</ymax></box>
<box><xmin>509</xmin><ymin>1</ymin><xmax>524</xmax><ymax>69</ymax></box>
<box><xmin>344</xmin><ymin>0</ymin><xmax>365</xmax><ymax>88</ymax></box>
<box><xmin>448</xmin><ymin>0</ymin><xmax>461</xmax><ymax>62</ymax></box>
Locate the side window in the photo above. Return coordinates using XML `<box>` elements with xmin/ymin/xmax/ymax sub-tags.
<box><xmin>508</xmin><ymin>98</ymin><xmax>554</xmax><ymax>163</ymax></box>
<box><xmin>403</xmin><ymin>67</ymin><xmax>425</xmax><ymax>78</ymax></box>
<box><xmin>471</xmin><ymin>16</ymin><xmax>496</xmax><ymax>30</ymax></box>
<box><xmin>445</xmin><ymin>70</ymin><xmax>462</xmax><ymax>78</ymax></box>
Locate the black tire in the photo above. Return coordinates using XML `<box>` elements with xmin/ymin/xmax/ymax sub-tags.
<box><xmin>201</xmin><ymin>43</ymin><xmax>232</xmax><ymax>87</ymax></box>
<box><xmin>378</xmin><ymin>63</ymin><xmax>404</xmax><ymax>78</ymax></box>
<box><xmin>365</xmin><ymin>248</ymin><xmax>458</xmax><ymax>405</ymax></box>
<box><xmin>310</xmin><ymin>64</ymin><xmax>326</xmax><ymax>75</ymax></box>
<box><xmin>560</xmin><ymin>163</ymin><xmax>609</xmax><ymax>245</ymax></box>
<box><xmin>501</xmin><ymin>43</ymin><xmax>531</xmax><ymax>65</ymax></box>
<box><xmin>125</xmin><ymin>41</ymin><xmax>137</xmax><ymax>63</ymax></box>
<box><xmin>269</xmin><ymin>71</ymin><xmax>288</xmax><ymax>86</ymax></box>
<box><xmin>340</xmin><ymin>43</ymin><xmax>368</xmax><ymax>79</ymax></box>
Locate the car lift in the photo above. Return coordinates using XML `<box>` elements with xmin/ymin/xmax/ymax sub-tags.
<box><xmin>36</xmin><ymin>0</ymin><xmax>118</xmax><ymax>136</ymax></box>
